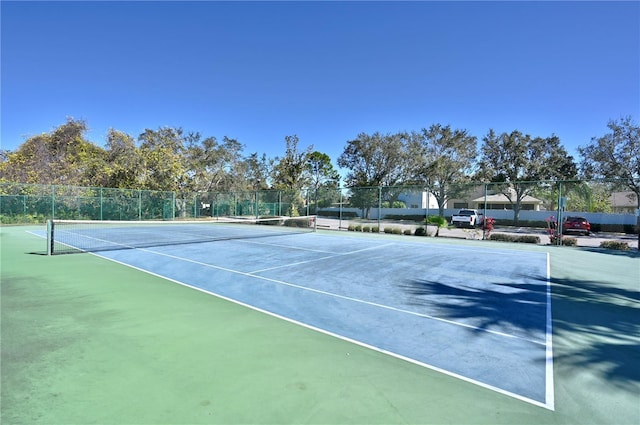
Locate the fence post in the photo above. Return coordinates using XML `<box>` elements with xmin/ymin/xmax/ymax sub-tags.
<box><xmin>339</xmin><ymin>189</ymin><xmax>343</xmax><ymax>230</ymax></box>
<box><xmin>636</xmin><ymin>209</ymin><xmax>640</xmax><ymax>251</ymax></box>
<box><xmin>51</xmin><ymin>184</ymin><xmax>55</xmax><ymax>219</ymax></box>
<box><xmin>556</xmin><ymin>181</ymin><xmax>563</xmax><ymax>246</ymax></box>
<box><xmin>483</xmin><ymin>183</ymin><xmax>488</xmax><ymax>240</ymax></box>
<box><xmin>377</xmin><ymin>186</ymin><xmax>382</xmax><ymax>231</ymax></box>
<box><xmin>424</xmin><ymin>185</ymin><xmax>429</xmax><ymax>223</ymax></box>
<box><xmin>255</xmin><ymin>189</ymin><xmax>259</xmax><ymax>219</ymax></box>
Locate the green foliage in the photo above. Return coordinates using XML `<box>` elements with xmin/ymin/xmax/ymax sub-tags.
<box><xmin>562</xmin><ymin>237</ymin><xmax>578</xmax><ymax>246</ymax></box>
<box><xmin>489</xmin><ymin>233</ymin><xmax>541</xmax><ymax>244</ymax></box>
<box><xmin>579</xmin><ymin>116</ymin><xmax>640</xmax><ymax>204</ymax></box>
<box><xmin>426</xmin><ymin>215</ymin><xmax>448</xmax><ymax>227</ymax></box>
<box><xmin>478</xmin><ymin>130</ymin><xmax>578</xmax><ymax>225</ymax></box>
<box><xmin>426</xmin><ymin>215</ymin><xmax>448</xmax><ymax>237</ymax></box>
<box><xmin>599</xmin><ymin>240</ymin><xmax>630</xmax><ymax>250</ymax></box>
<box><xmin>381</xmin><ymin>200</ymin><xmax>407</xmax><ymax>208</ymax></box>
<box><xmin>561</xmin><ymin>181</ymin><xmax>614</xmax><ymax>213</ymax></box>
<box><xmin>403</xmin><ymin>229</ymin><xmax>413</xmax><ymax>235</ymax></box>
<box><xmin>338</xmin><ymin>132</ymin><xmax>413</xmax><ymax>188</ymax></box>
<box><xmin>0</xmin><ymin>118</ymin><xmax>109</xmax><ymax>186</ymax></box>
<box><xmin>414</xmin><ymin>227</ymin><xmax>428</xmax><ymax>236</ymax></box>
<box><xmin>0</xmin><ymin>214</ymin><xmax>46</xmax><ymax>224</ymax></box>
<box><xmin>307</xmin><ymin>151</ymin><xmax>340</xmax><ymax>195</ymax></box>
<box><xmin>413</xmin><ymin>124</ymin><xmax>478</xmax><ymax>216</ymax></box>
<box><xmin>273</xmin><ymin>135</ymin><xmax>313</xmax><ymax>196</ymax></box>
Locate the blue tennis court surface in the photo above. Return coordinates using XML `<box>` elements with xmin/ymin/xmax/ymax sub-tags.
<box><xmin>86</xmin><ymin>231</ymin><xmax>553</xmax><ymax>408</ymax></box>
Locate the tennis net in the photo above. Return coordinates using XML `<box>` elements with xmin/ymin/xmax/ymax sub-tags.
<box><xmin>46</xmin><ymin>216</ymin><xmax>316</xmax><ymax>255</ymax></box>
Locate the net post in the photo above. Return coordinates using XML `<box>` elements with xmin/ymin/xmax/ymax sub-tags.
<box><xmin>46</xmin><ymin>219</ymin><xmax>54</xmax><ymax>256</ymax></box>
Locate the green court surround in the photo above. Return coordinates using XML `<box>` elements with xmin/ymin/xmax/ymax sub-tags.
<box><xmin>1</xmin><ymin>225</ymin><xmax>638</xmax><ymax>424</ymax></box>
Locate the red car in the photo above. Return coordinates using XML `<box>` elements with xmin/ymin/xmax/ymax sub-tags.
<box><xmin>563</xmin><ymin>216</ymin><xmax>591</xmax><ymax>236</ymax></box>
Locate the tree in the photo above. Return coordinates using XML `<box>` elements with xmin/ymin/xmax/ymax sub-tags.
<box><xmin>185</xmin><ymin>135</ymin><xmax>245</xmax><ymax>192</ymax></box>
<box><xmin>579</xmin><ymin>116</ymin><xmax>640</xmax><ymax>249</ymax></box>
<box><xmin>272</xmin><ymin>135</ymin><xmax>313</xmax><ymax>216</ymax></box>
<box><xmin>478</xmin><ymin>130</ymin><xmax>577</xmax><ymax>225</ymax></box>
<box><xmin>104</xmin><ymin>129</ymin><xmax>143</xmax><ymax>188</ymax></box>
<box><xmin>338</xmin><ymin>132</ymin><xmax>413</xmax><ymax>218</ymax></box>
<box><xmin>338</xmin><ymin>132</ymin><xmax>412</xmax><ymax>187</ymax></box>
<box><xmin>243</xmin><ymin>152</ymin><xmax>274</xmax><ymax>190</ymax></box>
<box><xmin>307</xmin><ymin>151</ymin><xmax>340</xmax><ymax>211</ymax></box>
<box><xmin>138</xmin><ymin>127</ymin><xmax>188</xmax><ymax>192</ymax></box>
<box><xmin>578</xmin><ymin>116</ymin><xmax>640</xmax><ymax>208</ymax></box>
<box><xmin>0</xmin><ymin>118</ymin><xmax>107</xmax><ymax>185</ymax></box>
<box><xmin>412</xmin><ymin>124</ymin><xmax>478</xmax><ymax>216</ymax></box>
<box><xmin>307</xmin><ymin>151</ymin><xmax>340</xmax><ymax>190</ymax></box>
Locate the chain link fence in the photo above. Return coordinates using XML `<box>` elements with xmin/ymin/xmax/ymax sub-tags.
<box><xmin>2</xmin><ymin>181</ymin><xmax>638</xmax><ymax>247</ymax></box>
<box><xmin>0</xmin><ymin>183</ymin><xmax>317</xmax><ymax>223</ymax></box>
<box><xmin>319</xmin><ymin>180</ymin><xmax>637</xmax><ymax>224</ymax></box>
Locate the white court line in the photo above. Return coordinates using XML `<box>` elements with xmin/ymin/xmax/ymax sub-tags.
<box><xmin>31</xmin><ymin>227</ymin><xmax>555</xmax><ymax>409</ymax></box>
<box><xmin>135</xmin><ymin>246</ymin><xmax>546</xmax><ymax>346</ymax></box>
<box><xmin>312</xmin><ymin>231</ymin><xmax>550</xmax><ymax>259</ymax></box>
<box><xmin>89</xmin><ymin>246</ymin><xmax>554</xmax><ymax>410</ymax></box>
<box><xmin>235</xmin><ymin>238</ymin><xmax>337</xmax><ymax>254</ymax></box>
<box><xmin>248</xmin><ymin>243</ymin><xmax>397</xmax><ymax>273</ymax></box>
<box><xmin>545</xmin><ymin>252</ymin><xmax>555</xmax><ymax>410</ymax></box>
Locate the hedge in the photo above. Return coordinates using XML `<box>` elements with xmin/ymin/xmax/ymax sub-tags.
<box><xmin>489</xmin><ymin>233</ymin><xmax>541</xmax><ymax>244</ymax></box>
<box><xmin>599</xmin><ymin>241</ymin><xmax>630</xmax><ymax>251</ymax></box>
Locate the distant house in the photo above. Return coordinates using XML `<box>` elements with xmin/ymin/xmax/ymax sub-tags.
<box><xmin>449</xmin><ymin>186</ymin><xmax>544</xmax><ymax>211</ymax></box>
<box><xmin>470</xmin><ymin>192</ymin><xmax>544</xmax><ymax>211</ymax></box>
<box><xmin>610</xmin><ymin>191</ymin><xmax>639</xmax><ymax>214</ymax></box>
<box><xmin>397</xmin><ymin>191</ymin><xmax>439</xmax><ymax>209</ymax></box>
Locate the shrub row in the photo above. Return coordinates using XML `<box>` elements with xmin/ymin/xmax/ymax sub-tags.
<box><xmin>488</xmin><ymin>233</ymin><xmax>541</xmax><ymax>244</ymax></box>
<box><xmin>347</xmin><ymin>225</ymin><xmax>432</xmax><ymax>236</ymax></box>
<box><xmin>0</xmin><ymin>214</ymin><xmax>47</xmax><ymax>224</ymax></box>
<box><xmin>383</xmin><ymin>227</ymin><xmax>403</xmax><ymax>235</ymax></box>
<box><xmin>347</xmin><ymin>224</ymin><xmax>380</xmax><ymax>233</ymax></box>
<box><xmin>599</xmin><ymin>240</ymin><xmax>630</xmax><ymax>250</ymax></box>
<box><xmin>561</xmin><ymin>237</ymin><xmax>578</xmax><ymax>246</ymax></box>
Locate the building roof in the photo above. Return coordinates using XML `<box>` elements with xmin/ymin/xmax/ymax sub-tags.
<box><xmin>471</xmin><ymin>193</ymin><xmax>543</xmax><ymax>204</ymax></box>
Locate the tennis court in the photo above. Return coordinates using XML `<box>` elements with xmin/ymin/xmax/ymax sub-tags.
<box><xmin>2</xmin><ymin>222</ymin><xmax>639</xmax><ymax>424</ymax></box>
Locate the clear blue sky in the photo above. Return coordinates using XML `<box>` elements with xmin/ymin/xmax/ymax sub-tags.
<box><xmin>2</xmin><ymin>1</ymin><xmax>638</xmax><ymax>165</ymax></box>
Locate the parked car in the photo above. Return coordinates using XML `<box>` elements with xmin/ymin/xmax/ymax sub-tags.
<box><xmin>450</xmin><ymin>209</ymin><xmax>484</xmax><ymax>228</ymax></box>
<box><xmin>563</xmin><ymin>216</ymin><xmax>591</xmax><ymax>235</ymax></box>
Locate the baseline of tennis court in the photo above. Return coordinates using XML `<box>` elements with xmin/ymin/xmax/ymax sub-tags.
<box><xmin>89</xmin><ymin>230</ymin><xmax>553</xmax><ymax>409</ymax></box>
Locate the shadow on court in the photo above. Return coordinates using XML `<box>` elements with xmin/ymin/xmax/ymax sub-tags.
<box><xmin>550</xmin><ymin>276</ymin><xmax>640</xmax><ymax>392</ymax></box>
<box><xmin>399</xmin><ymin>276</ymin><xmax>547</xmax><ymax>338</ymax></box>
<box><xmin>408</xmin><ymin>271</ymin><xmax>639</xmax><ymax>393</ymax></box>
